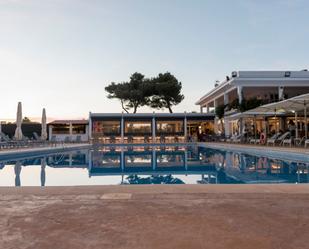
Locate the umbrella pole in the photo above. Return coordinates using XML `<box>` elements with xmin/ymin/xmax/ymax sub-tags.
<box><xmin>305</xmin><ymin>103</ymin><xmax>307</xmax><ymax>139</ymax></box>
<box><xmin>295</xmin><ymin>111</ymin><xmax>298</xmax><ymax>139</ymax></box>
<box><xmin>254</xmin><ymin>115</ymin><xmax>257</xmax><ymax>143</ymax></box>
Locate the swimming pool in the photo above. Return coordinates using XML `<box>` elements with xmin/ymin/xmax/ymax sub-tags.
<box><xmin>0</xmin><ymin>145</ymin><xmax>308</xmax><ymax>186</ymax></box>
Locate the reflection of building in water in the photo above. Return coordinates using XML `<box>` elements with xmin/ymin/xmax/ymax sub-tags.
<box><xmin>1</xmin><ymin>147</ymin><xmax>308</xmax><ymax>186</ymax></box>
<box><xmin>89</xmin><ymin>146</ymin><xmax>218</xmax><ymax>183</ymax></box>
<box><xmin>214</xmin><ymin>150</ymin><xmax>309</xmax><ymax>184</ymax></box>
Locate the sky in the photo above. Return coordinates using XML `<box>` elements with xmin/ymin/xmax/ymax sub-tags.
<box><xmin>0</xmin><ymin>0</ymin><xmax>308</xmax><ymax>121</ymax></box>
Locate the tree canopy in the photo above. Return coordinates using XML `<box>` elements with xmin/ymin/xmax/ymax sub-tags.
<box><xmin>105</xmin><ymin>72</ymin><xmax>184</xmax><ymax>113</ymax></box>
<box><xmin>105</xmin><ymin>72</ymin><xmax>151</xmax><ymax>113</ymax></box>
<box><xmin>149</xmin><ymin>72</ymin><xmax>184</xmax><ymax>113</ymax></box>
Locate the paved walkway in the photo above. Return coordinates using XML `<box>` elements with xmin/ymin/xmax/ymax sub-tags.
<box><xmin>201</xmin><ymin>142</ymin><xmax>309</xmax><ymax>162</ymax></box>
<box><xmin>0</xmin><ymin>143</ymin><xmax>91</xmax><ymax>160</ymax></box>
<box><xmin>1</xmin><ymin>185</ymin><xmax>309</xmax><ymax>249</ymax></box>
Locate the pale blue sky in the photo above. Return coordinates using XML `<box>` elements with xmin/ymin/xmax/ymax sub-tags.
<box><xmin>0</xmin><ymin>0</ymin><xmax>308</xmax><ymax>120</ymax></box>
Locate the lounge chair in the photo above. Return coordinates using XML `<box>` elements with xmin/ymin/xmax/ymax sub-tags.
<box><xmin>266</xmin><ymin>133</ymin><xmax>280</xmax><ymax>146</ymax></box>
<box><xmin>282</xmin><ymin>135</ymin><xmax>292</xmax><ymax>147</ymax></box>
<box><xmin>268</xmin><ymin>132</ymin><xmax>290</xmax><ymax>146</ymax></box>
<box><xmin>64</xmin><ymin>136</ymin><xmax>71</xmax><ymax>143</ymax></box>
<box><xmin>294</xmin><ymin>137</ymin><xmax>305</xmax><ymax>147</ymax></box>
<box><xmin>305</xmin><ymin>139</ymin><xmax>309</xmax><ymax>148</ymax></box>
<box><xmin>76</xmin><ymin>135</ymin><xmax>81</xmax><ymax>143</ymax></box>
<box><xmin>249</xmin><ymin>138</ymin><xmax>260</xmax><ymax>144</ymax></box>
<box><xmin>231</xmin><ymin>134</ymin><xmax>242</xmax><ymax>143</ymax></box>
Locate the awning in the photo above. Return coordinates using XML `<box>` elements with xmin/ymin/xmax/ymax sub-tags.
<box><xmin>243</xmin><ymin>93</ymin><xmax>309</xmax><ymax>115</ymax></box>
<box><xmin>227</xmin><ymin>93</ymin><xmax>309</xmax><ymax>120</ymax></box>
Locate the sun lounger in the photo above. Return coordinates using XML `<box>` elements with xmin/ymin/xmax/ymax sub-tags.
<box><xmin>231</xmin><ymin>134</ymin><xmax>242</xmax><ymax>143</ymax></box>
<box><xmin>294</xmin><ymin>137</ymin><xmax>305</xmax><ymax>147</ymax></box>
<box><xmin>249</xmin><ymin>138</ymin><xmax>260</xmax><ymax>144</ymax></box>
<box><xmin>282</xmin><ymin>137</ymin><xmax>292</xmax><ymax>147</ymax></box>
<box><xmin>267</xmin><ymin>132</ymin><xmax>289</xmax><ymax>146</ymax></box>
<box><xmin>305</xmin><ymin>139</ymin><xmax>309</xmax><ymax>148</ymax></box>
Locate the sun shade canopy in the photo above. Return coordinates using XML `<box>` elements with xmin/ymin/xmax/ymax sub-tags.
<box><xmin>228</xmin><ymin>93</ymin><xmax>309</xmax><ymax>120</ymax></box>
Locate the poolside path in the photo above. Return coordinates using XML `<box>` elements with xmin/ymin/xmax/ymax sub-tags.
<box><xmin>201</xmin><ymin>142</ymin><xmax>309</xmax><ymax>162</ymax></box>
<box><xmin>1</xmin><ymin>184</ymin><xmax>309</xmax><ymax>249</ymax></box>
<box><xmin>0</xmin><ymin>143</ymin><xmax>91</xmax><ymax>160</ymax></box>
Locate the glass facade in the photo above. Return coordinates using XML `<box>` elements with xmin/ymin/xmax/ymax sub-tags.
<box><xmin>93</xmin><ymin>121</ymin><xmax>120</xmax><ymax>135</ymax></box>
<box><xmin>52</xmin><ymin>124</ymin><xmax>70</xmax><ymax>134</ymax></box>
<box><xmin>124</xmin><ymin>121</ymin><xmax>152</xmax><ymax>135</ymax></box>
<box><xmin>156</xmin><ymin>120</ymin><xmax>184</xmax><ymax>134</ymax></box>
<box><xmin>72</xmin><ymin>125</ymin><xmax>87</xmax><ymax>134</ymax></box>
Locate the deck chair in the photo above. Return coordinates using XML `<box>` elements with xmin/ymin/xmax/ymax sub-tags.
<box><xmin>64</xmin><ymin>136</ymin><xmax>71</xmax><ymax>143</ymax></box>
<box><xmin>267</xmin><ymin>133</ymin><xmax>283</xmax><ymax>146</ymax></box>
<box><xmin>295</xmin><ymin>137</ymin><xmax>305</xmax><ymax>147</ymax></box>
<box><xmin>268</xmin><ymin>131</ymin><xmax>290</xmax><ymax>146</ymax></box>
<box><xmin>232</xmin><ymin>134</ymin><xmax>242</xmax><ymax>143</ymax></box>
<box><xmin>282</xmin><ymin>135</ymin><xmax>292</xmax><ymax>147</ymax></box>
<box><xmin>76</xmin><ymin>135</ymin><xmax>82</xmax><ymax>143</ymax></box>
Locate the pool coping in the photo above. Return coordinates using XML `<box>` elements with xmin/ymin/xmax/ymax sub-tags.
<box><xmin>200</xmin><ymin>142</ymin><xmax>309</xmax><ymax>163</ymax></box>
<box><xmin>0</xmin><ymin>143</ymin><xmax>91</xmax><ymax>161</ymax></box>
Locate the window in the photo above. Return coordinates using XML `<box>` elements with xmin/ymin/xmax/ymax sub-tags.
<box><xmin>156</xmin><ymin>120</ymin><xmax>184</xmax><ymax>134</ymax></box>
<box><xmin>72</xmin><ymin>125</ymin><xmax>86</xmax><ymax>134</ymax></box>
<box><xmin>52</xmin><ymin>124</ymin><xmax>70</xmax><ymax>134</ymax></box>
<box><xmin>93</xmin><ymin>121</ymin><xmax>120</xmax><ymax>134</ymax></box>
<box><xmin>125</xmin><ymin>121</ymin><xmax>151</xmax><ymax>134</ymax></box>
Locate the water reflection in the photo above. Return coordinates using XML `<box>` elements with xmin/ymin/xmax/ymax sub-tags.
<box><xmin>0</xmin><ymin>145</ymin><xmax>308</xmax><ymax>186</ymax></box>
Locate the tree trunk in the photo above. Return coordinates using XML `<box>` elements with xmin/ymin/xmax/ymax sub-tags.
<box><xmin>133</xmin><ymin>105</ymin><xmax>137</xmax><ymax>114</ymax></box>
<box><xmin>120</xmin><ymin>100</ymin><xmax>129</xmax><ymax>113</ymax></box>
<box><xmin>168</xmin><ymin>105</ymin><xmax>173</xmax><ymax>113</ymax></box>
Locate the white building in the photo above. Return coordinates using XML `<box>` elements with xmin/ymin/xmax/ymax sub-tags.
<box><xmin>48</xmin><ymin>120</ymin><xmax>89</xmax><ymax>142</ymax></box>
<box><xmin>196</xmin><ymin>70</ymin><xmax>309</xmax><ymax>137</ymax></box>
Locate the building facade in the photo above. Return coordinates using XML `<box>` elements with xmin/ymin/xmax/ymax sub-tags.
<box><xmin>89</xmin><ymin>113</ymin><xmax>215</xmax><ymax>143</ymax></box>
<box><xmin>48</xmin><ymin>120</ymin><xmax>89</xmax><ymax>142</ymax></box>
<box><xmin>196</xmin><ymin>70</ymin><xmax>309</xmax><ymax>136</ymax></box>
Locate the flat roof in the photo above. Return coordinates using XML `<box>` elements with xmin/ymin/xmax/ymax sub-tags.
<box><xmin>196</xmin><ymin>70</ymin><xmax>309</xmax><ymax>105</ymax></box>
<box><xmin>48</xmin><ymin>120</ymin><xmax>88</xmax><ymax>125</ymax></box>
<box><xmin>90</xmin><ymin>112</ymin><xmax>215</xmax><ymax>119</ymax></box>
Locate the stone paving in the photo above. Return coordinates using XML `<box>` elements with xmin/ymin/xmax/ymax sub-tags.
<box><xmin>1</xmin><ymin>185</ymin><xmax>309</xmax><ymax>249</ymax></box>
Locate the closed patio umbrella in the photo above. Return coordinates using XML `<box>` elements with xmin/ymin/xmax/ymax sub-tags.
<box><xmin>40</xmin><ymin>158</ymin><xmax>46</xmax><ymax>187</ymax></box>
<box><xmin>41</xmin><ymin>108</ymin><xmax>47</xmax><ymax>140</ymax></box>
<box><xmin>14</xmin><ymin>102</ymin><xmax>23</xmax><ymax>140</ymax></box>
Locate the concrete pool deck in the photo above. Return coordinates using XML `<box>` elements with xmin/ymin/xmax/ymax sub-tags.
<box><xmin>200</xmin><ymin>142</ymin><xmax>309</xmax><ymax>162</ymax></box>
<box><xmin>1</xmin><ymin>184</ymin><xmax>309</xmax><ymax>249</ymax></box>
<box><xmin>0</xmin><ymin>143</ymin><xmax>91</xmax><ymax>161</ymax></box>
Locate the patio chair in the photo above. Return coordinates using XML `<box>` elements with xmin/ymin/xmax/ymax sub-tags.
<box><xmin>160</xmin><ymin>135</ymin><xmax>165</xmax><ymax>143</ymax></box>
<box><xmin>127</xmin><ymin>135</ymin><xmax>133</xmax><ymax>144</ymax></box>
<box><xmin>110</xmin><ymin>136</ymin><xmax>116</xmax><ymax>144</ymax></box>
<box><xmin>174</xmin><ymin>136</ymin><xmax>179</xmax><ymax>143</ymax></box>
<box><xmin>64</xmin><ymin>136</ymin><xmax>71</xmax><ymax>143</ymax></box>
<box><xmin>144</xmin><ymin>135</ymin><xmax>150</xmax><ymax>143</ymax></box>
<box><xmin>76</xmin><ymin>135</ymin><xmax>82</xmax><ymax>143</ymax></box>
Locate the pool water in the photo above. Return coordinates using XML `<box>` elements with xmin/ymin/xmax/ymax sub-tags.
<box><xmin>0</xmin><ymin>145</ymin><xmax>308</xmax><ymax>186</ymax></box>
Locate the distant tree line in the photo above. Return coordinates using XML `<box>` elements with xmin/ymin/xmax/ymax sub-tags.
<box><xmin>105</xmin><ymin>72</ymin><xmax>184</xmax><ymax>113</ymax></box>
